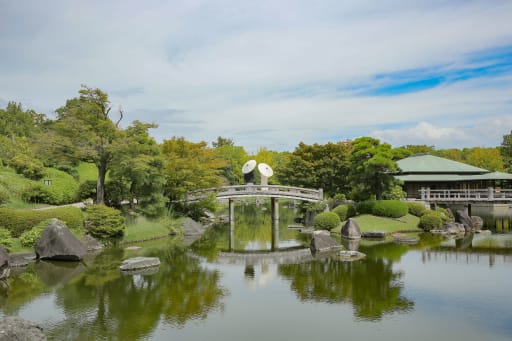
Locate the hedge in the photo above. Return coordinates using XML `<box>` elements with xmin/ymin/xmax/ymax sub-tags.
<box><xmin>332</xmin><ymin>204</ymin><xmax>356</xmax><ymax>222</ymax></box>
<box><xmin>418</xmin><ymin>211</ymin><xmax>443</xmax><ymax>231</ymax></box>
<box><xmin>0</xmin><ymin>228</ymin><xmax>14</xmax><ymax>249</ymax></box>
<box><xmin>85</xmin><ymin>204</ymin><xmax>126</xmax><ymax>240</ymax></box>
<box><xmin>313</xmin><ymin>211</ymin><xmax>341</xmax><ymax>231</ymax></box>
<box><xmin>371</xmin><ymin>200</ymin><xmax>408</xmax><ymax>218</ymax></box>
<box><xmin>407</xmin><ymin>202</ymin><xmax>427</xmax><ymax>217</ymax></box>
<box><xmin>0</xmin><ymin>207</ymin><xmax>84</xmax><ymax>237</ymax></box>
<box><xmin>356</xmin><ymin>200</ymin><xmax>377</xmax><ymax>214</ymax></box>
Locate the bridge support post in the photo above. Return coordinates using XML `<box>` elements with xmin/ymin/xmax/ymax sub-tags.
<box><xmin>229</xmin><ymin>219</ymin><xmax>235</xmax><ymax>252</ymax></box>
<box><xmin>271</xmin><ymin>197</ymin><xmax>279</xmax><ymax>221</ymax></box>
<box><xmin>229</xmin><ymin>199</ymin><xmax>235</xmax><ymax>223</ymax></box>
<box><xmin>271</xmin><ymin>219</ymin><xmax>280</xmax><ymax>251</ymax></box>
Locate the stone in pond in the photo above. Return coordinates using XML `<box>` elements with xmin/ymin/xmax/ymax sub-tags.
<box><xmin>35</xmin><ymin>219</ymin><xmax>86</xmax><ymax>261</ymax></box>
<box><xmin>120</xmin><ymin>257</ymin><xmax>160</xmax><ymax>272</ymax></box>
<box><xmin>310</xmin><ymin>230</ymin><xmax>342</xmax><ymax>253</ymax></box>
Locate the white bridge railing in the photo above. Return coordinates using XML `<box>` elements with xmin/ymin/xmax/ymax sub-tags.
<box><xmin>420</xmin><ymin>188</ymin><xmax>512</xmax><ymax>202</ymax></box>
<box><xmin>186</xmin><ymin>185</ymin><xmax>323</xmax><ymax>202</ymax></box>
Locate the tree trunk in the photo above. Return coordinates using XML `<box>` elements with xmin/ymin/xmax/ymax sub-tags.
<box><xmin>96</xmin><ymin>160</ymin><xmax>107</xmax><ymax>204</ymax></box>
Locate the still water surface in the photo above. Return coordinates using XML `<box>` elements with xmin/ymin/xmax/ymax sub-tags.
<box><xmin>1</xmin><ymin>206</ymin><xmax>511</xmax><ymax>340</ymax></box>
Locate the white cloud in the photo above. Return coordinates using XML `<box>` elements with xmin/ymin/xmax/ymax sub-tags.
<box><xmin>0</xmin><ymin>1</ymin><xmax>511</xmax><ymax>151</ymax></box>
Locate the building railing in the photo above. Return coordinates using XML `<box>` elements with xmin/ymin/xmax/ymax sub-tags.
<box><xmin>419</xmin><ymin>187</ymin><xmax>512</xmax><ymax>201</ymax></box>
<box><xmin>186</xmin><ymin>185</ymin><xmax>323</xmax><ymax>202</ymax></box>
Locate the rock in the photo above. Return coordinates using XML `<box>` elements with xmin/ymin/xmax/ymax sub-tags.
<box><xmin>310</xmin><ymin>230</ymin><xmax>342</xmax><ymax>253</ymax></box>
<box><xmin>0</xmin><ymin>247</ymin><xmax>9</xmax><ymax>280</ymax></box>
<box><xmin>443</xmin><ymin>222</ymin><xmax>466</xmax><ymax>234</ymax></box>
<box><xmin>471</xmin><ymin>216</ymin><xmax>483</xmax><ymax>231</ymax></box>
<box><xmin>35</xmin><ymin>219</ymin><xmax>86</xmax><ymax>261</ymax></box>
<box><xmin>476</xmin><ymin>230</ymin><xmax>492</xmax><ymax>235</ymax></box>
<box><xmin>455</xmin><ymin>210</ymin><xmax>473</xmax><ymax>231</ymax></box>
<box><xmin>393</xmin><ymin>233</ymin><xmax>419</xmax><ymax>245</ymax></box>
<box><xmin>341</xmin><ymin>218</ymin><xmax>361</xmax><ymax>240</ymax></box>
<box><xmin>336</xmin><ymin>250</ymin><xmax>366</xmax><ymax>262</ymax></box>
<box><xmin>83</xmin><ymin>234</ymin><xmax>103</xmax><ymax>252</ymax></box>
<box><xmin>0</xmin><ymin>316</ymin><xmax>46</xmax><ymax>341</ymax></box>
<box><xmin>8</xmin><ymin>253</ymin><xmax>36</xmax><ymax>267</ymax></box>
<box><xmin>181</xmin><ymin>218</ymin><xmax>206</xmax><ymax>236</ymax></box>
<box><xmin>120</xmin><ymin>257</ymin><xmax>160</xmax><ymax>272</ymax></box>
<box><xmin>361</xmin><ymin>231</ymin><xmax>386</xmax><ymax>239</ymax></box>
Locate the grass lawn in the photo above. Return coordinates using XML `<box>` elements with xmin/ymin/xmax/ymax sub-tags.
<box><xmin>122</xmin><ymin>216</ymin><xmax>185</xmax><ymax>243</ymax></box>
<box><xmin>332</xmin><ymin>213</ymin><xmax>421</xmax><ymax>234</ymax></box>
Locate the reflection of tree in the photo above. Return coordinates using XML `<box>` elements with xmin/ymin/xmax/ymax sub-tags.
<box><xmin>48</xmin><ymin>240</ymin><xmax>226</xmax><ymax>340</ymax></box>
<box><xmin>1</xmin><ymin>268</ymin><xmax>49</xmax><ymax>314</ymax></box>
<box><xmin>279</xmin><ymin>257</ymin><xmax>414</xmax><ymax>321</ymax></box>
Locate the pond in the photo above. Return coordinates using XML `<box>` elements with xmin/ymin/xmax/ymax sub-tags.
<box><xmin>1</xmin><ymin>204</ymin><xmax>512</xmax><ymax>340</ymax></box>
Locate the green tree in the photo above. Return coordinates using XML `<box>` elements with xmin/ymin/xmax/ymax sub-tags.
<box><xmin>500</xmin><ymin>130</ymin><xmax>512</xmax><ymax>172</ymax></box>
<box><xmin>54</xmin><ymin>86</ymin><xmax>124</xmax><ymax>204</ymax></box>
<box><xmin>161</xmin><ymin>137</ymin><xmax>227</xmax><ymax>203</ymax></box>
<box><xmin>213</xmin><ymin>137</ymin><xmax>249</xmax><ymax>185</ymax></box>
<box><xmin>211</xmin><ymin>136</ymin><xmax>234</xmax><ymax>148</ymax></box>
<box><xmin>348</xmin><ymin>137</ymin><xmax>399</xmax><ymax>200</ymax></box>
<box><xmin>277</xmin><ymin>141</ymin><xmax>352</xmax><ymax>196</ymax></box>
<box><xmin>465</xmin><ymin>147</ymin><xmax>505</xmax><ymax>171</ymax></box>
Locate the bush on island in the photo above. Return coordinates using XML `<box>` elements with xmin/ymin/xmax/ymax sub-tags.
<box><xmin>418</xmin><ymin>211</ymin><xmax>443</xmax><ymax>231</ymax></box>
<box><xmin>332</xmin><ymin>204</ymin><xmax>356</xmax><ymax>222</ymax></box>
<box><xmin>313</xmin><ymin>211</ymin><xmax>341</xmax><ymax>231</ymax></box>
<box><xmin>371</xmin><ymin>200</ymin><xmax>408</xmax><ymax>218</ymax></box>
<box><xmin>407</xmin><ymin>202</ymin><xmax>427</xmax><ymax>217</ymax></box>
<box><xmin>85</xmin><ymin>204</ymin><xmax>126</xmax><ymax>240</ymax></box>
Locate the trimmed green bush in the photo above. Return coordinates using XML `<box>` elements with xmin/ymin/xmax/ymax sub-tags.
<box><xmin>332</xmin><ymin>204</ymin><xmax>356</xmax><ymax>222</ymax></box>
<box><xmin>356</xmin><ymin>200</ymin><xmax>377</xmax><ymax>214</ymax></box>
<box><xmin>8</xmin><ymin>154</ymin><xmax>45</xmax><ymax>180</ymax></box>
<box><xmin>19</xmin><ymin>219</ymin><xmax>51</xmax><ymax>247</ymax></box>
<box><xmin>85</xmin><ymin>204</ymin><xmax>126</xmax><ymax>240</ymax></box>
<box><xmin>0</xmin><ymin>228</ymin><xmax>14</xmax><ymax>249</ymax></box>
<box><xmin>0</xmin><ymin>207</ymin><xmax>84</xmax><ymax>237</ymax></box>
<box><xmin>0</xmin><ymin>186</ymin><xmax>10</xmax><ymax>205</ymax></box>
<box><xmin>313</xmin><ymin>211</ymin><xmax>341</xmax><ymax>231</ymax></box>
<box><xmin>418</xmin><ymin>211</ymin><xmax>443</xmax><ymax>231</ymax></box>
<box><xmin>435</xmin><ymin>207</ymin><xmax>453</xmax><ymax>222</ymax></box>
<box><xmin>371</xmin><ymin>200</ymin><xmax>408</xmax><ymax>218</ymax></box>
<box><xmin>407</xmin><ymin>202</ymin><xmax>427</xmax><ymax>217</ymax></box>
<box><xmin>75</xmin><ymin>180</ymin><xmax>97</xmax><ymax>201</ymax></box>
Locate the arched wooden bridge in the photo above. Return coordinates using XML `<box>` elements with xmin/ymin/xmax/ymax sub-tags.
<box><xmin>186</xmin><ymin>185</ymin><xmax>323</xmax><ymax>223</ymax></box>
<box><xmin>186</xmin><ymin>185</ymin><xmax>323</xmax><ymax>203</ymax></box>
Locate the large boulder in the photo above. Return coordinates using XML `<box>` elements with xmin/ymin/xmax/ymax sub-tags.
<box><xmin>341</xmin><ymin>218</ymin><xmax>361</xmax><ymax>240</ymax></box>
<box><xmin>0</xmin><ymin>247</ymin><xmax>9</xmax><ymax>280</ymax></box>
<box><xmin>310</xmin><ymin>230</ymin><xmax>342</xmax><ymax>253</ymax></box>
<box><xmin>35</xmin><ymin>219</ymin><xmax>86</xmax><ymax>261</ymax></box>
<box><xmin>471</xmin><ymin>216</ymin><xmax>484</xmax><ymax>231</ymax></box>
<box><xmin>0</xmin><ymin>316</ymin><xmax>46</xmax><ymax>341</ymax></box>
<box><xmin>455</xmin><ymin>210</ymin><xmax>473</xmax><ymax>232</ymax></box>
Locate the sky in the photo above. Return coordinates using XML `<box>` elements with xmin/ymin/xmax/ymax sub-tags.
<box><xmin>1</xmin><ymin>0</ymin><xmax>511</xmax><ymax>153</ymax></box>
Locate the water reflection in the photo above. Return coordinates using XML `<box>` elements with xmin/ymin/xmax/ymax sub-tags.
<box><xmin>279</xmin><ymin>257</ymin><xmax>414</xmax><ymax>321</ymax></box>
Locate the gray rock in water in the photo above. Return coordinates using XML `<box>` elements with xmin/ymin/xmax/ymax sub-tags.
<box><xmin>8</xmin><ymin>253</ymin><xmax>36</xmax><ymax>267</ymax></box>
<box><xmin>182</xmin><ymin>218</ymin><xmax>206</xmax><ymax>236</ymax></box>
<box><xmin>35</xmin><ymin>219</ymin><xmax>86</xmax><ymax>261</ymax></box>
<box><xmin>336</xmin><ymin>250</ymin><xmax>366</xmax><ymax>262</ymax></box>
<box><xmin>120</xmin><ymin>257</ymin><xmax>160</xmax><ymax>272</ymax></box>
<box><xmin>341</xmin><ymin>218</ymin><xmax>361</xmax><ymax>240</ymax></box>
<box><xmin>471</xmin><ymin>216</ymin><xmax>483</xmax><ymax>231</ymax></box>
<box><xmin>361</xmin><ymin>231</ymin><xmax>386</xmax><ymax>238</ymax></box>
<box><xmin>310</xmin><ymin>231</ymin><xmax>342</xmax><ymax>253</ymax></box>
<box><xmin>455</xmin><ymin>210</ymin><xmax>473</xmax><ymax>232</ymax></box>
<box><xmin>0</xmin><ymin>316</ymin><xmax>46</xmax><ymax>341</ymax></box>
<box><xmin>0</xmin><ymin>247</ymin><xmax>9</xmax><ymax>280</ymax></box>
<box><xmin>443</xmin><ymin>222</ymin><xmax>466</xmax><ymax>234</ymax></box>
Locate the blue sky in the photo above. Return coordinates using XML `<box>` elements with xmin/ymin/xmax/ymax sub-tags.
<box><xmin>1</xmin><ymin>0</ymin><xmax>511</xmax><ymax>152</ymax></box>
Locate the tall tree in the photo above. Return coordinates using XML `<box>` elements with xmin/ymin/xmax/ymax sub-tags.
<box><xmin>348</xmin><ymin>137</ymin><xmax>399</xmax><ymax>200</ymax></box>
<box><xmin>500</xmin><ymin>130</ymin><xmax>512</xmax><ymax>172</ymax></box>
<box><xmin>277</xmin><ymin>141</ymin><xmax>352</xmax><ymax>196</ymax></box>
<box><xmin>55</xmin><ymin>86</ymin><xmax>123</xmax><ymax>204</ymax></box>
<box><xmin>465</xmin><ymin>147</ymin><xmax>505</xmax><ymax>172</ymax></box>
<box><xmin>213</xmin><ymin>142</ymin><xmax>248</xmax><ymax>185</ymax></box>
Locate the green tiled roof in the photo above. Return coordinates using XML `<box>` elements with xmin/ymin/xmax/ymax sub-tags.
<box><xmin>396</xmin><ymin>154</ymin><xmax>488</xmax><ymax>174</ymax></box>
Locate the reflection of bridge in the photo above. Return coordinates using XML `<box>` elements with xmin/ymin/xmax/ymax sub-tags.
<box><xmin>187</xmin><ymin>185</ymin><xmax>323</xmax><ymax>222</ymax></box>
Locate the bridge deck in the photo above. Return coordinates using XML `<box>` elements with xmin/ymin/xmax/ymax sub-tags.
<box><xmin>186</xmin><ymin>185</ymin><xmax>323</xmax><ymax>202</ymax></box>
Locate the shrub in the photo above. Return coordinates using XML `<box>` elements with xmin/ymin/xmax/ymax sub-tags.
<box><xmin>0</xmin><ymin>228</ymin><xmax>14</xmax><ymax>249</ymax></box>
<box><xmin>436</xmin><ymin>207</ymin><xmax>453</xmax><ymax>222</ymax></box>
<box><xmin>407</xmin><ymin>202</ymin><xmax>427</xmax><ymax>217</ymax></box>
<box><xmin>19</xmin><ymin>219</ymin><xmax>51</xmax><ymax>247</ymax></box>
<box><xmin>76</xmin><ymin>180</ymin><xmax>97</xmax><ymax>201</ymax></box>
<box><xmin>371</xmin><ymin>200</ymin><xmax>408</xmax><ymax>218</ymax></box>
<box><xmin>332</xmin><ymin>204</ymin><xmax>356</xmax><ymax>221</ymax></box>
<box><xmin>383</xmin><ymin>185</ymin><xmax>406</xmax><ymax>200</ymax></box>
<box><xmin>0</xmin><ymin>207</ymin><xmax>84</xmax><ymax>237</ymax></box>
<box><xmin>313</xmin><ymin>211</ymin><xmax>341</xmax><ymax>231</ymax></box>
<box><xmin>418</xmin><ymin>211</ymin><xmax>443</xmax><ymax>231</ymax></box>
<box><xmin>8</xmin><ymin>154</ymin><xmax>45</xmax><ymax>180</ymax></box>
<box><xmin>356</xmin><ymin>200</ymin><xmax>377</xmax><ymax>214</ymax></box>
<box><xmin>0</xmin><ymin>186</ymin><xmax>10</xmax><ymax>205</ymax></box>
<box><xmin>85</xmin><ymin>204</ymin><xmax>126</xmax><ymax>240</ymax></box>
